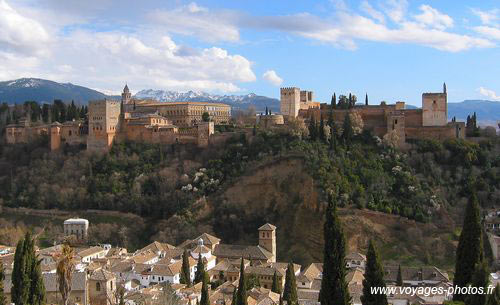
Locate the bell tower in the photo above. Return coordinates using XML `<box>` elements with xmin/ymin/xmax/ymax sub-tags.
<box><xmin>258</xmin><ymin>223</ymin><xmax>277</xmax><ymax>262</ymax></box>
<box><xmin>121</xmin><ymin>84</ymin><xmax>131</xmax><ymax>105</ymax></box>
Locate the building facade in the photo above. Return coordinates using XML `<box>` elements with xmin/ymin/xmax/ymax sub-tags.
<box><xmin>63</xmin><ymin>218</ymin><xmax>89</xmax><ymax>240</ymax></box>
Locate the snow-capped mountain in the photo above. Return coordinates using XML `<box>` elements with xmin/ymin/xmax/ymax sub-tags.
<box><xmin>135</xmin><ymin>89</ymin><xmax>279</xmax><ymax>111</ymax></box>
<box><xmin>0</xmin><ymin>78</ymin><xmax>107</xmax><ymax>103</ymax></box>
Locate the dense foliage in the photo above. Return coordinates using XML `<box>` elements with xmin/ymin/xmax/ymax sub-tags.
<box><xmin>361</xmin><ymin>240</ymin><xmax>388</xmax><ymax>305</ymax></box>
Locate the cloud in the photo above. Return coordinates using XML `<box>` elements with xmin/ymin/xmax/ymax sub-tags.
<box><xmin>471</xmin><ymin>8</ymin><xmax>499</xmax><ymax>26</ymax></box>
<box><xmin>148</xmin><ymin>3</ymin><xmax>240</xmax><ymax>43</ymax></box>
<box><xmin>262</xmin><ymin>70</ymin><xmax>283</xmax><ymax>86</ymax></box>
<box><xmin>474</xmin><ymin>26</ymin><xmax>500</xmax><ymax>40</ymax></box>
<box><xmin>478</xmin><ymin>87</ymin><xmax>500</xmax><ymax>101</ymax></box>
<box><xmin>360</xmin><ymin>1</ymin><xmax>385</xmax><ymax>24</ymax></box>
<box><xmin>0</xmin><ymin>0</ymin><xmax>50</xmax><ymax>56</ymax></box>
<box><xmin>413</xmin><ymin>5</ymin><xmax>453</xmax><ymax>30</ymax></box>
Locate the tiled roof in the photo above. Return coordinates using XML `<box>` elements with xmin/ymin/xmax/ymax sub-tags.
<box><xmin>346</xmin><ymin>252</ymin><xmax>367</xmax><ymax>261</ymax></box>
<box><xmin>384</xmin><ymin>265</ymin><xmax>449</xmax><ymax>283</ymax></box>
<box><xmin>213</xmin><ymin>244</ymin><xmax>273</xmax><ymax>260</ymax></box>
<box><xmin>90</xmin><ymin>268</ymin><xmax>116</xmax><ymax>281</ymax></box>
<box><xmin>137</xmin><ymin>241</ymin><xmax>176</xmax><ymax>254</ymax></box>
<box><xmin>3</xmin><ymin>272</ymin><xmax>87</xmax><ymax>293</ymax></box>
<box><xmin>78</xmin><ymin>246</ymin><xmax>106</xmax><ymax>258</ymax></box>
<box><xmin>258</xmin><ymin>224</ymin><xmax>277</xmax><ymax>231</ymax></box>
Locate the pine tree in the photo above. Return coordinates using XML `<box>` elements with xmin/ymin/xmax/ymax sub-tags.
<box><xmin>180</xmin><ymin>249</ymin><xmax>192</xmax><ymax>287</ymax></box>
<box><xmin>283</xmin><ymin>262</ymin><xmax>298</xmax><ymax>305</ymax></box>
<box><xmin>342</xmin><ymin>112</ymin><xmax>354</xmax><ymax>145</ymax></box>
<box><xmin>200</xmin><ymin>272</ymin><xmax>210</xmax><ymax>305</ymax></box>
<box><xmin>365</xmin><ymin>93</ymin><xmax>368</xmax><ymax>106</ymax></box>
<box><xmin>396</xmin><ymin>265</ymin><xmax>403</xmax><ymax>286</ymax></box>
<box><xmin>271</xmin><ymin>270</ymin><xmax>281</xmax><ymax>294</ymax></box>
<box><xmin>320</xmin><ymin>197</ymin><xmax>351</xmax><ymax>305</ymax></box>
<box><xmin>466</xmin><ymin>261</ymin><xmax>489</xmax><ymax>305</ymax></box>
<box><xmin>487</xmin><ymin>284</ymin><xmax>500</xmax><ymax>305</ymax></box>
<box><xmin>453</xmin><ymin>194</ymin><xmax>483</xmax><ymax>301</ymax></box>
<box><xmin>236</xmin><ymin>258</ymin><xmax>247</xmax><ymax>305</ymax></box>
<box><xmin>194</xmin><ymin>255</ymin><xmax>206</xmax><ymax>284</ymax></box>
<box><xmin>361</xmin><ymin>240</ymin><xmax>388</xmax><ymax>305</ymax></box>
<box><xmin>0</xmin><ymin>260</ymin><xmax>6</xmax><ymax>305</ymax></box>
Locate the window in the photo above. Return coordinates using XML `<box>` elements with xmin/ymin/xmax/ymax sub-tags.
<box><xmin>96</xmin><ymin>282</ymin><xmax>101</xmax><ymax>291</ymax></box>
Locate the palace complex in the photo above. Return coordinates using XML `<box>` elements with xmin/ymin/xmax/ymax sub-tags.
<box><xmin>5</xmin><ymin>84</ymin><xmax>231</xmax><ymax>152</ymax></box>
<box><xmin>280</xmin><ymin>83</ymin><xmax>465</xmax><ymax>147</ymax></box>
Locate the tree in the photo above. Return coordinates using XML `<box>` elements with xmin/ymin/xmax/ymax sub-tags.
<box><xmin>319</xmin><ymin>117</ymin><xmax>326</xmax><ymax>143</ymax></box>
<box><xmin>283</xmin><ymin>262</ymin><xmax>298</xmax><ymax>305</ymax></box>
<box><xmin>309</xmin><ymin>117</ymin><xmax>318</xmax><ymax>141</ymax></box>
<box><xmin>329</xmin><ymin>94</ymin><xmax>336</xmax><ymax>126</ymax></box>
<box><xmin>341</xmin><ymin>112</ymin><xmax>354</xmax><ymax>145</ymax></box>
<box><xmin>232</xmin><ymin>288</ymin><xmax>237</xmax><ymax>305</ymax></box>
<box><xmin>236</xmin><ymin>258</ymin><xmax>247</xmax><ymax>305</ymax></box>
<box><xmin>265</xmin><ymin>106</ymin><xmax>269</xmax><ymax>116</ymax></box>
<box><xmin>365</xmin><ymin>93</ymin><xmax>369</xmax><ymax>106</ymax></box>
<box><xmin>202</xmin><ymin>112</ymin><xmax>210</xmax><ymax>122</ymax></box>
<box><xmin>200</xmin><ymin>272</ymin><xmax>210</xmax><ymax>305</ymax></box>
<box><xmin>396</xmin><ymin>265</ymin><xmax>403</xmax><ymax>287</ymax></box>
<box><xmin>12</xmin><ymin>231</ymin><xmax>45</xmax><ymax>305</ymax></box>
<box><xmin>271</xmin><ymin>270</ymin><xmax>281</xmax><ymax>294</ymax></box>
<box><xmin>453</xmin><ymin>194</ymin><xmax>483</xmax><ymax>302</ymax></box>
<box><xmin>320</xmin><ymin>197</ymin><xmax>351</xmax><ymax>305</ymax></box>
<box><xmin>361</xmin><ymin>240</ymin><xmax>388</xmax><ymax>305</ymax></box>
<box><xmin>56</xmin><ymin>244</ymin><xmax>75</xmax><ymax>305</ymax></box>
<box><xmin>180</xmin><ymin>249</ymin><xmax>192</xmax><ymax>287</ymax></box>
<box><xmin>30</xmin><ymin>258</ymin><xmax>45</xmax><ymax>305</ymax></box>
<box><xmin>487</xmin><ymin>284</ymin><xmax>500</xmax><ymax>305</ymax></box>
<box><xmin>0</xmin><ymin>260</ymin><xmax>6</xmax><ymax>305</ymax></box>
<box><xmin>466</xmin><ymin>261</ymin><xmax>489</xmax><ymax>305</ymax></box>
<box><xmin>194</xmin><ymin>255</ymin><xmax>206</xmax><ymax>284</ymax></box>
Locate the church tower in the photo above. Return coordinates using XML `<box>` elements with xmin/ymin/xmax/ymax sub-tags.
<box><xmin>121</xmin><ymin>84</ymin><xmax>131</xmax><ymax>105</ymax></box>
<box><xmin>258</xmin><ymin>223</ymin><xmax>277</xmax><ymax>262</ymax></box>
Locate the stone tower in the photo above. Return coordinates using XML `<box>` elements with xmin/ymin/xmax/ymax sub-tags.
<box><xmin>258</xmin><ymin>223</ymin><xmax>277</xmax><ymax>262</ymax></box>
<box><xmin>87</xmin><ymin>99</ymin><xmax>121</xmax><ymax>152</ymax></box>
<box><xmin>280</xmin><ymin>87</ymin><xmax>300</xmax><ymax>118</ymax></box>
<box><xmin>422</xmin><ymin>84</ymin><xmax>448</xmax><ymax>127</ymax></box>
<box><xmin>50</xmin><ymin>122</ymin><xmax>62</xmax><ymax>150</ymax></box>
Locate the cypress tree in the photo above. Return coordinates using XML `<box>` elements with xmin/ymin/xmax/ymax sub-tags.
<box><xmin>279</xmin><ymin>295</ymin><xmax>283</xmax><ymax>305</ymax></box>
<box><xmin>332</xmin><ymin>93</ymin><xmax>337</xmax><ymax>109</ymax></box>
<box><xmin>341</xmin><ymin>112</ymin><xmax>354</xmax><ymax>145</ymax></box>
<box><xmin>283</xmin><ymin>262</ymin><xmax>298</xmax><ymax>305</ymax></box>
<box><xmin>180</xmin><ymin>249</ymin><xmax>192</xmax><ymax>287</ymax></box>
<box><xmin>396</xmin><ymin>265</ymin><xmax>403</xmax><ymax>286</ymax></box>
<box><xmin>232</xmin><ymin>288</ymin><xmax>237</xmax><ymax>305</ymax></box>
<box><xmin>271</xmin><ymin>270</ymin><xmax>281</xmax><ymax>294</ymax></box>
<box><xmin>30</xmin><ymin>258</ymin><xmax>45</xmax><ymax>305</ymax></box>
<box><xmin>11</xmin><ymin>238</ymin><xmax>24</xmax><ymax>305</ymax></box>
<box><xmin>487</xmin><ymin>284</ymin><xmax>500</xmax><ymax>305</ymax></box>
<box><xmin>453</xmin><ymin>194</ymin><xmax>483</xmax><ymax>301</ymax></box>
<box><xmin>320</xmin><ymin>197</ymin><xmax>351</xmax><ymax>305</ymax></box>
<box><xmin>236</xmin><ymin>258</ymin><xmax>247</xmax><ymax>305</ymax></box>
<box><xmin>194</xmin><ymin>255</ymin><xmax>205</xmax><ymax>284</ymax></box>
<box><xmin>309</xmin><ymin>117</ymin><xmax>318</xmax><ymax>141</ymax></box>
<box><xmin>200</xmin><ymin>272</ymin><xmax>210</xmax><ymax>305</ymax></box>
<box><xmin>361</xmin><ymin>240</ymin><xmax>388</xmax><ymax>305</ymax></box>
<box><xmin>329</xmin><ymin>94</ymin><xmax>336</xmax><ymax>126</ymax></box>
<box><xmin>319</xmin><ymin>117</ymin><xmax>326</xmax><ymax>143</ymax></box>
<box><xmin>265</xmin><ymin>106</ymin><xmax>269</xmax><ymax>116</ymax></box>
<box><xmin>466</xmin><ymin>261</ymin><xmax>489</xmax><ymax>305</ymax></box>
<box><xmin>365</xmin><ymin>93</ymin><xmax>368</xmax><ymax>106</ymax></box>
<box><xmin>0</xmin><ymin>260</ymin><xmax>6</xmax><ymax>305</ymax></box>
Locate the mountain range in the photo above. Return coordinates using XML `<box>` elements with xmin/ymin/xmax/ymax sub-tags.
<box><xmin>0</xmin><ymin>78</ymin><xmax>498</xmax><ymax>124</ymax></box>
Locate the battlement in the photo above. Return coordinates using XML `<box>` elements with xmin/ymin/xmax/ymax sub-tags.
<box><xmin>280</xmin><ymin>87</ymin><xmax>300</xmax><ymax>91</ymax></box>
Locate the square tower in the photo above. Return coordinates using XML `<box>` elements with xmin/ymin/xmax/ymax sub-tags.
<box><xmin>280</xmin><ymin>87</ymin><xmax>301</xmax><ymax>118</ymax></box>
<box><xmin>422</xmin><ymin>84</ymin><xmax>447</xmax><ymax>126</ymax></box>
<box><xmin>258</xmin><ymin>223</ymin><xmax>277</xmax><ymax>263</ymax></box>
<box><xmin>87</xmin><ymin>99</ymin><xmax>121</xmax><ymax>152</ymax></box>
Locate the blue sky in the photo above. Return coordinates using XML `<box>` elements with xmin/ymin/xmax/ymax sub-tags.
<box><xmin>1</xmin><ymin>0</ymin><xmax>500</xmax><ymax>106</ymax></box>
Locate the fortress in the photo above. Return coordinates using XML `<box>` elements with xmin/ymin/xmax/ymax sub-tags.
<box><xmin>281</xmin><ymin>83</ymin><xmax>465</xmax><ymax>146</ymax></box>
<box><xmin>5</xmin><ymin>84</ymin><xmax>231</xmax><ymax>152</ymax></box>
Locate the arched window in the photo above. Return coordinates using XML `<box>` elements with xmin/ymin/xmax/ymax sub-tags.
<box><xmin>96</xmin><ymin>282</ymin><xmax>101</xmax><ymax>291</ymax></box>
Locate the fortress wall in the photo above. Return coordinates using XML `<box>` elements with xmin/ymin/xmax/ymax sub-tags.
<box><xmin>404</xmin><ymin>109</ymin><xmax>423</xmax><ymax>127</ymax></box>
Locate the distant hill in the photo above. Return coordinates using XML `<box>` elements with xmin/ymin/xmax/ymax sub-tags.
<box><xmin>135</xmin><ymin>89</ymin><xmax>280</xmax><ymax>113</ymax></box>
<box><xmin>448</xmin><ymin>100</ymin><xmax>500</xmax><ymax>126</ymax></box>
<box><xmin>0</xmin><ymin>78</ymin><xmax>107</xmax><ymax>104</ymax></box>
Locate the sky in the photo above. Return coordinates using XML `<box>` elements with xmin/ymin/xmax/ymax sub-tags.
<box><xmin>1</xmin><ymin>0</ymin><xmax>500</xmax><ymax>106</ymax></box>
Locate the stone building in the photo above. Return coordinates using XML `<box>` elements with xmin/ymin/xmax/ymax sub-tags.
<box><xmin>64</xmin><ymin>218</ymin><xmax>89</xmax><ymax>240</ymax></box>
<box><xmin>6</xmin><ymin>84</ymin><xmax>226</xmax><ymax>152</ymax></box>
<box><xmin>213</xmin><ymin>223</ymin><xmax>277</xmax><ymax>264</ymax></box>
<box><xmin>280</xmin><ymin>87</ymin><xmax>320</xmax><ymax>118</ymax></box>
<box><xmin>290</xmin><ymin>83</ymin><xmax>465</xmax><ymax>147</ymax></box>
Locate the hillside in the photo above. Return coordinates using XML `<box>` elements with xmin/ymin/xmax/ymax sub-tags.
<box><xmin>0</xmin><ymin>78</ymin><xmax>107</xmax><ymax>104</ymax></box>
